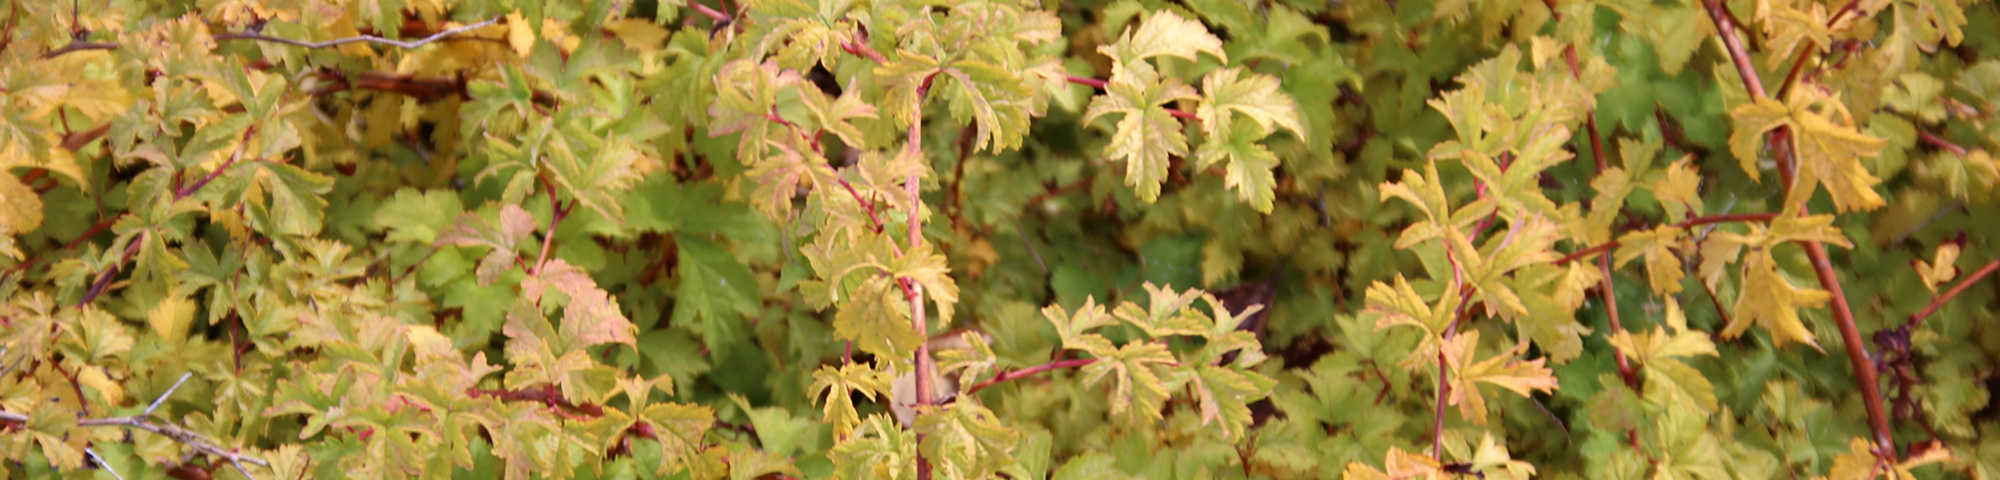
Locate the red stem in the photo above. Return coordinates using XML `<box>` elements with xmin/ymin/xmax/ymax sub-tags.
<box><xmin>688</xmin><ymin>2</ymin><xmax>729</xmax><ymax>23</ymax></box>
<box><xmin>1554</xmin><ymin>213</ymin><xmax>1782</xmax><ymax>264</ymax></box>
<box><xmin>1916</xmin><ymin>130</ymin><xmax>1968</xmax><ymax>157</ymax></box>
<box><xmin>1907</xmin><ymin>260</ymin><xmax>2000</xmax><ymax>327</ymax></box>
<box><xmin>1702</xmin><ymin>0</ymin><xmax>1894</xmax><ymax>455</ymax></box>
<box><xmin>962</xmin><ymin>358</ymin><xmax>1098</xmax><ymax>395</ymax></box>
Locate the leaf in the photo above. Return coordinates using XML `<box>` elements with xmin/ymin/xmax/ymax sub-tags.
<box><xmin>810</xmin><ymin>363</ymin><xmax>891</xmax><ymax>440</ymax></box>
<box><xmin>1756</xmin><ymin>0</ymin><xmax>1832</xmax><ymax>70</ymax></box>
<box><xmin>523</xmin><ymin>259</ymin><xmax>638</xmax><ymax>348</ymax></box>
<box><xmin>1723</xmin><ymin>251</ymin><xmax>1830</xmax><ymax>351</ymax></box>
<box><xmin>1913</xmin><ymin>242</ymin><xmax>1961</xmax><ymax>293</ymax></box>
<box><xmin>674</xmin><ymin>237</ymin><xmax>762</xmax><ymax>356</ymax></box>
<box><xmin>1442</xmin><ymin>330</ymin><xmax>1558</xmax><ymax>423</ymax></box>
<box><xmin>1044</xmin><ymin>296</ymin><xmax>1116</xmax><ymax>353</ymax></box>
<box><xmin>936</xmin><ymin>332</ymin><xmax>1000</xmax><ymax>386</ymax></box>
<box><xmin>1112</xmin><ymin>282</ymin><xmax>1206</xmax><ymax>339</ymax></box>
<box><xmin>1653</xmin><ymin>157</ymin><xmax>1705</xmax><ymax>223</ymax></box>
<box><xmin>832</xmin><ymin>276</ymin><xmax>923</xmax><ymax>360</ymax></box>
<box><xmin>831</xmin><ymin>415</ymin><xmax>918</xmax><ymax>480</ymax></box>
<box><xmin>0</xmin><ymin>173</ymin><xmax>41</xmax><ymax>260</ymax></box>
<box><xmin>1340</xmin><ymin>447</ymin><xmax>1446</xmax><ymax>480</ymax></box>
<box><xmin>1077</xmin><ymin>341</ymin><xmax>1178</xmax><ymax>422</ymax></box>
<box><xmin>1607</xmin><ymin>304</ymin><xmax>1722</xmax><ymax>412</ymax></box>
<box><xmin>146</xmin><ymin>295</ymin><xmax>198</xmax><ymax>344</ymax></box>
<box><xmin>1727</xmin><ymin>89</ymin><xmax>1889</xmax><ymax>213</ymax></box>
<box><xmin>1612</xmin><ymin>225</ymin><xmax>1686</xmax><ymax>296</ymax></box>
<box><xmin>435</xmin><ymin>204</ymin><xmax>539</xmax><ymax>285</ymax></box>
<box><xmin>1894</xmin><ymin>0</ymin><xmax>1969</xmax><ymax>51</ymax></box>
<box><xmin>506</xmin><ymin>12</ymin><xmax>535</xmax><ymax>57</ymax></box>
<box><xmin>1184</xmin><ymin>364</ymin><xmax>1276</xmax><ymax>439</ymax></box>
<box><xmin>1097</xmin><ymin>11</ymin><xmax>1227</xmax><ymax>85</ymax></box>
<box><xmin>369</xmin><ymin>189</ymin><xmax>463</xmax><ymax>244</ymax></box>
<box><xmin>1082</xmin><ymin>76</ymin><xmax>1200</xmax><ymax>203</ymax></box>
<box><xmin>917</xmin><ymin>402</ymin><xmax>1022</xmax><ymax>480</ymax></box>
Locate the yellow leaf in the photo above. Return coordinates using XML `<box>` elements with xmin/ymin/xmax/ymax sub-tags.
<box><xmin>1728</xmin><ymin>89</ymin><xmax>1889</xmax><ymax>213</ymax></box>
<box><xmin>1757</xmin><ymin>0</ymin><xmax>1832</xmax><ymax>69</ymax></box>
<box><xmin>1443</xmin><ymin>330</ymin><xmax>1559</xmax><ymax>422</ymax></box>
<box><xmin>1723</xmin><ymin>253</ymin><xmax>1828</xmax><ymax>352</ymax></box>
<box><xmin>147</xmin><ymin>296</ymin><xmax>198</xmax><ymax>344</ymax></box>
<box><xmin>506</xmin><ymin>12</ymin><xmax>535</xmax><ymax>58</ymax></box>
<box><xmin>0</xmin><ymin>173</ymin><xmax>42</xmax><ymax>252</ymax></box>
<box><xmin>1653</xmin><ymin>157</ymin><xmax>1704</xmax><ymax>223</ymax></box>
<box><xmin>1613</xmin><ymin>226</ymin><xmax>1686</xmax><ymax>295</ymax></box>
<box><xmin>74</xmin><ymin>366</ymin><xmax>123</xmax><ymax>406</ymax></box>
<box><xmin>1914</xmin><ymin>243</ymin><xmax>1961</xmax><ymax>293</ymax></box>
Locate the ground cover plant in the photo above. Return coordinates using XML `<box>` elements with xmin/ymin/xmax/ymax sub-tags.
<box><xmin>2</xmin><ymin>0</ymin><xmax>2000</xmax><ymax>478</ymax></box>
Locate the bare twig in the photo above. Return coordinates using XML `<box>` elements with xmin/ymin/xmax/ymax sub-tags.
<box><xmin>0</xmin><ymin>376</ymin><xmax>271</xmax><ymax>470</ymax></box>
<box><xmin>145</xmin><ymin>373</ymin><xmax>193</xmax><ymax>417</ymax></box>
<box><xmin>86</xmin><ymin>448</ymin><xmax>124</xmax><ymax>480</ymax></box>
<box><xmin>213</xmin><ymin>17</ymin><xmax>501</xmax><ymax>50</ymax></box>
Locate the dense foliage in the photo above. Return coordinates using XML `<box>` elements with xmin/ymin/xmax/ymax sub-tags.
<box><xmin>3</xmin><ymin>0</ymin><xmax>2000</xmax><ymax>478</ymax></box>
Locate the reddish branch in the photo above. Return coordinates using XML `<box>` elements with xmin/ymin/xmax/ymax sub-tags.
<box><xmin>1916</xmin><ymin>130</ymin><xmax>1968</xmax><ymax>157</ymax></box>
<box><xmin>1702</xmin><ymin>0</ymin><xmax>1895</xmax><ymax>456</ymax></box>
<box><xmin>962</xmin><ymin>358</ymin><xmax>1098</xmax><ymax>395</ymax></box>
<box><xmin>907</xmin><ymin>72</ymin><xmax>938</xmax><ymax>480</ymax></box>
<box><xmin>689</xmin><ymin>3</ymin><xmax>731</xmax><ymax>23</ymax></box>
<box><xmin>1553</xmin><ymin>213</ymin><xmax>1782</xmax><ymax>265</ymax></box>
<box><xmin>1907</xmin><ymin>260</ymin><xmax>2000</xmax><ymax>327</ymax></box>
<box><xmin>468</xmin><ymin>385</ymin><xmax>606</xmax><ymax>418</ymax></box>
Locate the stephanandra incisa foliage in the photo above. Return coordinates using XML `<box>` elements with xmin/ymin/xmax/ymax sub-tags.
<box><xmin>3</xmin><ymin>0</ymin><xmax>2000</xmax><ymax>478</ymax></box>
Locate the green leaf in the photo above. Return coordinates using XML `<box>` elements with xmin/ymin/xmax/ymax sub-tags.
<box><xmin>673</xmin><ymin>237</ymin><xmax>761</xmax><ymax>356</ymax></box>
<box><xmin>369</xmin><ymin>189</ymin><xmax>464</xmax><ymax>244</ymax></box>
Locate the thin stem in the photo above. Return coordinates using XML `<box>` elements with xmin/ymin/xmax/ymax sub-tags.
<box><xmin>1554</xmin><ymin>213</ymin><xmax>1781</xmax><ymax>265</ymax></box>
<box><xmin>38</xmin><ymin>41</ymin><xmax>114</xmax><ymax>59</ymax></box>
<box><xmin>1907</xmin><ymin>260</ymin><xmax>2000</xmax><ymax>327</ymax></box>
<box><xmin>144</xmin><ymin>373</ymin><xmax>193</xmax><ymax>417</ymax></box>
<box><xmin>212</xmin><ymin>16</ymin><xmax>501</xmax><ymax>50</ymax></box>
<box><xmin>1916</xmin><ymin>130</ymin><xmax>1968</xmax><ymax>157</ymax></box>
<box><xmin>1703</xmin><ymin>0</ymin><xmax>1894</xmax><ymax>455</ymax></box>
<box><xmin>840</xmin><ymin>39</ymin><xmax>888</xmax><ymax>65</ymax></box>
<box><xmin>0</xmin><ymin>377</ymin><xmax>270</xmax><ymax>470</ymax></box>
<box><xmin>175</xmin><ymin>128</ymin><xmax>256</xmax><ymax>200</ymax></box>
<box><xmin>532</xmin><ymin>183</ymin><xmax>568</xmax><ymax>275</ymax></box>
<box><xmin>962</xmin><ymin>358</ymin><xmax>1098</xmax><ymax>395</ymax></box>
<box><xmin>908</xmin><ymin>73</ymin><xmax>937</xmax><ymax>480</ymax></box>
<box><xmin>689</xmin><ymin>2</ymin><xmax>730</xmax><ymax>23</ymax></box>
<box><xmin>86</xmin><ymin>448</ymin><xmax>124</xmax><ymax>480</ymax></box>
<box><xmin>1600</xmin><ymin>253</ymin><xmax>1637</xmax><ymax>385</ymax></box>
